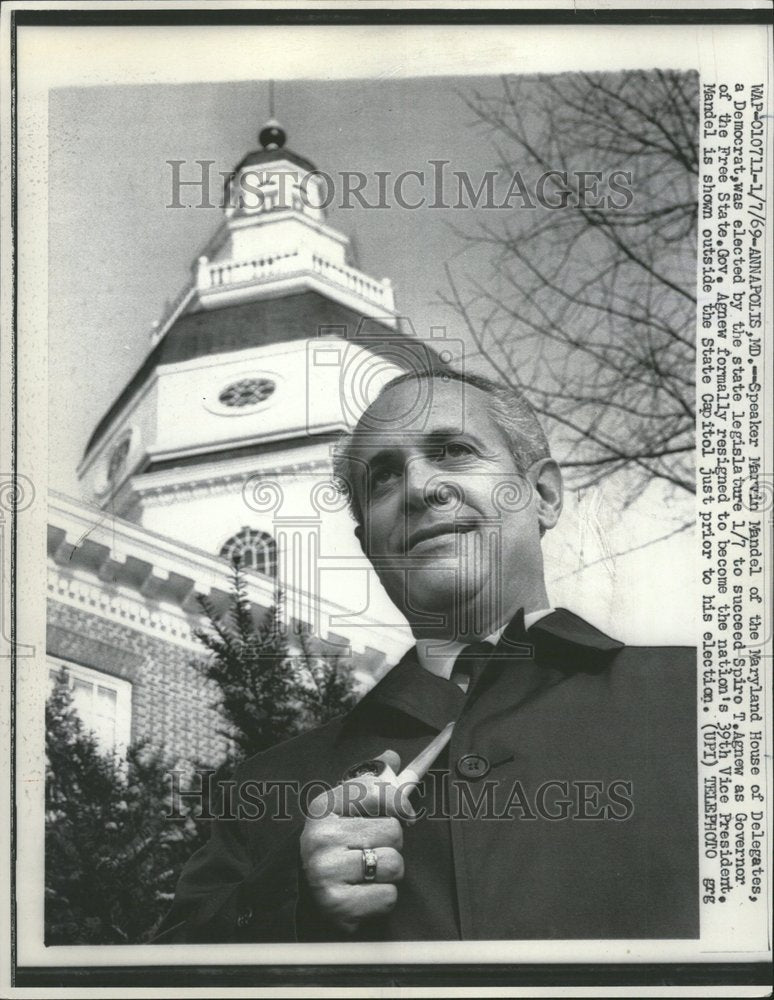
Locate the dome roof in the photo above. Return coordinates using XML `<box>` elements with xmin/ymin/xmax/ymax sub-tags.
<box><xmin>233</xmin><ymin>118</ymin><xmax>317</xmax><ymax>175</ymax></box>
<box><xmin>233</xmin><ymin>146</ymin><xmax>318</xmax><ymax>175</ymax></box>
<box><xmin>82</xmin><ymin>294</ymin><xmax>447</xmax><ymax>460</ymax></box>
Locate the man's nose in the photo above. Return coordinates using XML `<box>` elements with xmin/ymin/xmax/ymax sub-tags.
<box><xmin>404</xmin><ymin>458</ymin><xmax>461</xmax><ymax>512</ymax></box>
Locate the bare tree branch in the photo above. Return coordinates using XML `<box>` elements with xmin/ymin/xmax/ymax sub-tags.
<box><xmin>550</xmin><ymin>521</ymin><xmax>693</xmax><ymax>582</ymax></box>
<box><xmin>445</xmin><ymin>69</ymin><xmax>698</xmax><ymax>503</ymax></box>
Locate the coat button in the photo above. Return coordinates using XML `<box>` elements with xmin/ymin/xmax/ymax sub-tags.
<box><xmin>236</xmin><ymin>907</ymin><xmax>253</xmax><ymax>928</ymax></box>
<box><xmin>456</xmin><ymin>753</ymin><xmax>490</xmax><ymax>780</ymax></box>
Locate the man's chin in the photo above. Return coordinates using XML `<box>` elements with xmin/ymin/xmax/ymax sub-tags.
<box><xmin>394</xmin><ymin>566</ymin><xmax>487</xmax><ymax>623</ymax></box>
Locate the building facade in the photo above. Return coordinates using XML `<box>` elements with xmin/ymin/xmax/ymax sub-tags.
<box><xmin>47</xmin><ymin>119</ymin><xmax>440</xmax><ymax>766</ymax></box>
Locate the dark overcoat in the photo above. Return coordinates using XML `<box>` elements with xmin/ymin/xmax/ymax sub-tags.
<box><xmin>155</xmin><ymin>609</ymin><xmax>698</xmax><ymax>942</ymax></box>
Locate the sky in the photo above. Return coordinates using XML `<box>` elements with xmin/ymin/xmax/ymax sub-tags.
<box><xmin>48</xmin><ymin>73</ymin><xmax>510</xmax><ymax>485</ymax></box>
<box><xmin>37</xmin><ymin>26</ymin><xmax>703</xmax><ymax>644</ymax></box>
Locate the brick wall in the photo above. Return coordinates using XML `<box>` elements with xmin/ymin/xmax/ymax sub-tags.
<box><xmin>47</xmin><ymin>595</ymin><xmax>395</xmax><ymax>771</ymax></box>
<box><xmin>47</xmin><ymin>599</ymin><xmax>231</xmax><ymax>769</ymax></box>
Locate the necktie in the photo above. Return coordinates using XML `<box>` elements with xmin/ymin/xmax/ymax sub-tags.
<box><xmin>450</xmin><ymin>640</ymin><xmax>495</xmax><ymax>693</ymax></box>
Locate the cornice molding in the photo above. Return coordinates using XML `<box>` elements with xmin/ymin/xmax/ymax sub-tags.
<box><xmin>48</xmin><ymin>565</ymin><xmax>205</xmax><ymax>652</ymax></box>
<box><xmin>47</xmin><ymin>491</ymin><xmax>412</xmax><ymax>661</ymax></box>
<box><xmin>129</xmin><ymin>457</ymin><xmax>332</xmax><ymax>505</ymax></box>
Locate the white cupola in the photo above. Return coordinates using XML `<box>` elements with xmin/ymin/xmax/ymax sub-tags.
<box><xmin>72</xmin><ymin>113</ymin><xmax>453</xmax><ymax>637</ymax></box>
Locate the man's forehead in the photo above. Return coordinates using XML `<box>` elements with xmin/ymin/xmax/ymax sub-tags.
<box><xmin>352</xmin><ymin>377</ymin><xmax>490</xmax><ymax>442</ymax></box>
<box><xmin>351</xmin><ymin>428</ymin><xmax>467</xmax><ymax>457</ymax></box>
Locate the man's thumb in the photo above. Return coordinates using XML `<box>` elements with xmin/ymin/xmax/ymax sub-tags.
<box><xmin>372</xmin><ymin>749</ymin><xmax>401</xmax><ymax>774</ymax></box>
<box><xmin>371</xmin><ymin>750</ymin><xmax>420</xmax><ymax>825</ymax></box>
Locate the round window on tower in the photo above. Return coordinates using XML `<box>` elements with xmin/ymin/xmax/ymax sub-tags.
<box><xmin>219</xmin><ymin>377</ymin><xmax>276</xmax><ymax>408</ymax></box>
<box><xmin>203</xmin><ymin>370</ymin><xmax>283</xmax><ymax>416</ymax></box>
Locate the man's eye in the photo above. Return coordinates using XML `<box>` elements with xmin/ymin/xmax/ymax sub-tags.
<box><xmin>442</xmin><ymin>441</ymin><xmax>474</xmax><ymax>459</ymax></box>
<box><xmin>372</xmin><ymin>468</ymin><xmax>397</xmax><ymax>488</ymax></box>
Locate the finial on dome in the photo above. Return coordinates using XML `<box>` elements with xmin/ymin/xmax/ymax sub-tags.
<box><xmin>259</xmin><ymin>118</ymin><xmax>286</xmax><ymax>150</ymax></box>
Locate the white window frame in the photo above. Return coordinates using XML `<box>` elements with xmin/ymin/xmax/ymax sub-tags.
<box><xmin>203</xmin><ymin>368</ymin><xmax>284</xmax><ymax>416</ymax></box>
<box><xmin>47</xmin><ymin>658</ymin><xmax>132</xmax><ymax>759</ymax></box>
<box><xmin>220</xmin><ymin>526</ymin><xmax>278</xmax><ymax>578</ymax></box>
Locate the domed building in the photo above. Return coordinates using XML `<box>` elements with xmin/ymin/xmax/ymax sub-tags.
<box><xmin>47</xmin><ymin>118</ymin><xmax>446</xmax><ymax>767</ymax></box>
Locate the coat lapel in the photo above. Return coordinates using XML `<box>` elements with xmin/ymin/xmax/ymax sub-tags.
<box><xmin>339</xmin><ymin>609</ymin><xmax>624</xmax><ymax>744</ymax></box>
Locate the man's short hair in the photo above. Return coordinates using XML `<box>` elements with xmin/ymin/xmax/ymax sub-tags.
<box><xmin>332</xmin><ymin>369</ymin><xmax>551</xmax><ymax>527</ymax></box>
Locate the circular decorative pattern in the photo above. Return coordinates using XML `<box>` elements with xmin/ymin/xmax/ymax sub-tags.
<box><xmin>492</xmin><ymin>478</ymin><xmax>530</xmax><ymax>513</ymax></box>
<box><xmin>218</xmin><ymin>377</ymin><xmax>276</xmax><ymax>408</ymax></box>
<box><xmin>241</xmin><ymin>477</ymin><xmax>284</xmax><ymax>515</ymax></box>
<box><xmin>310</xmin><ymin>480</ymin><xmax>351</xmax><ymax>515</ymax></box>
<box><xmin>0</xmin><ymin>474</ymin><xmax>36</xmax><ymax>513</ymax></box>
<box><xmin>424</xmin><ymin>478</ymin><xmax>465</xmax><ymax>512</ymax></box>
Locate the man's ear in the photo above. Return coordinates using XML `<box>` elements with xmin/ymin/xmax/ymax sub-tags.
<box><xmin>528</xmin><ymin>458</ymin><xmax>563</xmax><ymax>533</ymax></box>
<box><xmin>354</xmin><ymin>522</ymin><xmax>368</xmax><ymax>556</ymax></box>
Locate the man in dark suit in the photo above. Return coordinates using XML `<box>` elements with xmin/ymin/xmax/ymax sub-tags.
<box><xmin>157</xmin><ymin>369</ymin><xmax>697</xmax><ymax>942</ymax></box>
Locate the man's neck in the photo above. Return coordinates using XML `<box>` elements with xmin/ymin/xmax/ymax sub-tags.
<box><xmin>411</xmin><ymin>588</ymin><xmax>551</xmax><ymax>644</ymax></box>
<box><xmin>416</xmin><ymin>606</ymin><xmax>555</xmax><ymax>680</ymax></box>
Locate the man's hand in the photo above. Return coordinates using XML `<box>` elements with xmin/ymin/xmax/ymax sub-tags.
<box><xmin>300</xmin><ymin>750</ymin><xmax>416</xmax><ymax>934</ymax></box>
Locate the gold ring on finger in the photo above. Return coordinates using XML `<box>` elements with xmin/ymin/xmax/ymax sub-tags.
<box><xmin>361</xmin><ymin>847</ymin><xmax>378</xmax><ymax>882</ymax></box>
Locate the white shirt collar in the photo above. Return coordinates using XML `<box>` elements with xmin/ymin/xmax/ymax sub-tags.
<box><xmin>416</xmin><ymin>608</ymin><xmax>555</xmax><ymax>681</ymax></box>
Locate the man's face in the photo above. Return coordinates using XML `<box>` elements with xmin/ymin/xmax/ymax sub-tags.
<box><xmin>352</xmin><ymin>378</ymin><xmax>560</xmax><ymax>632</ymax></box>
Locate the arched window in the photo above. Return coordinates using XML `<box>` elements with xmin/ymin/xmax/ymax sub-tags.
<box><xmin>220</xmin><ymin>527</ymin><xmax>278</xmax><ymax>578</ymax></box>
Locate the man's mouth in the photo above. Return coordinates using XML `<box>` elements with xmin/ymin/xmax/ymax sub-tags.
<box><xmin>407</xmin><ymin>523</ymin><xmax>474</xmax><ymax>552</ymax></box>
